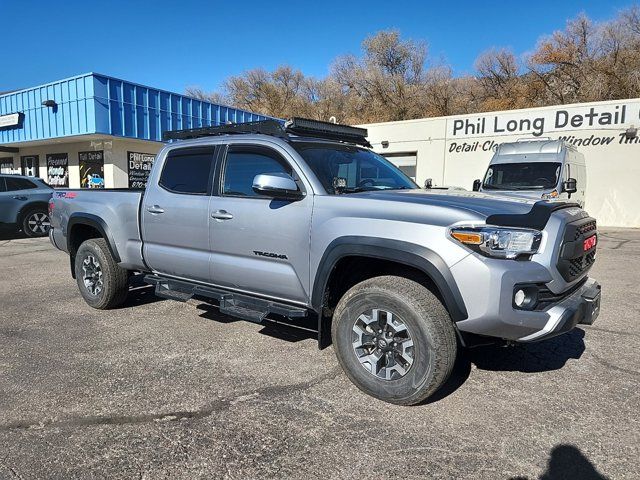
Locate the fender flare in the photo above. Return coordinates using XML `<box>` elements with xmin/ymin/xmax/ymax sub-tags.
<box><xmin>67</xmin><ymin>213</ymin><xmax>121</xmax><ymax>263</ymax></box>
<box><xmin>311</xmin><ymin>236</ymin><xmax>468</xmax><ymax>322</ymax></box>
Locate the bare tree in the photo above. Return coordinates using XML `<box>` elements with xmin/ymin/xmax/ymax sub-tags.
<box><xmin>332</xmin><ymin>30</ymin><xmax>429</xmax><ymax>122</ymax></box>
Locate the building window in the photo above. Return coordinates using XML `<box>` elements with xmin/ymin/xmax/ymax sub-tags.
<box><xmin>20</xmin><ymin>155</ymin><xmax>40</xmax><ymax>177</ymax></box>
<box><xmin>382</xmin><ymin>152</ymin><xmax>417</xmax><ymax>181</ymax></box>
<box><xmin>0</xmin><ymin>158</ymin><xmax>14</xmax><ymax>174</ymax></box>
<box><xmin>79</xmin><ymin>151</ymin><xmax>105</xmax><ymax>189</ymax></box>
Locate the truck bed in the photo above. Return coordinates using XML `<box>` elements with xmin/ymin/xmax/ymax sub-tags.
<box><xmin>50</xmin><ymin>189</ymin><xmax>146</xmax><ymax>271</ymax></box>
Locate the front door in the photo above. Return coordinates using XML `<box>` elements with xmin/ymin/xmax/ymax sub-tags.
<box><xmin>209</xmin><ymin>144</ymin><xmax>313</xmax><ymax>304</ymax></box>
<box><xmin>141</xmin><ymin>146</ymin><xmax>216</xmax><ymax>283</ymax></box>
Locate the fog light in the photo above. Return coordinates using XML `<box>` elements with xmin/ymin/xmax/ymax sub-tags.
<box><xmin>513</xmin><ymin>285</ymin><xmax>539</xmax><ymax>310</ymax></box>
<box><xmin>514</xmin><ymin>289</ymin><xmax>526</xmax><ymax>307</ymax></box>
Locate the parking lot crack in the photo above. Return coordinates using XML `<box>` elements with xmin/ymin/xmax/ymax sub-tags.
<box><xmin>0</xmin><ymin>367</ymin><xmax>343</xmax><ymax>432</ymax></box>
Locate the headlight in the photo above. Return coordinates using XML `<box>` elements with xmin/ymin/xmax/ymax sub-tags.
<box><xmin>449</xmin><ymin>226</ymin><xmax>542</xmax><ymax>259</ymax></box>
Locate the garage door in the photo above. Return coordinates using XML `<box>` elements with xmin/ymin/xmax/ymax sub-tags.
<box><xmin>383</xmin><ymin>152</ymin><xmax>417</xmax><ymax>180</ymax></box>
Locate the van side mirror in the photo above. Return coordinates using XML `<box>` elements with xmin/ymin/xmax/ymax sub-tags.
<box><xmin>252</xmin><ymin>172</ymin><xmax>303</xmax><ymax>200</ymax></box>
<box><xmin>472</xmin><ymin>179</ymin><xmax>481</xmax><ymax>192</ymax></box>
<box><xmin>563</xmin><ymin>177</ymin><xmax>577</xmax><ymax>194</ymax></box>
<box><xmin>424</xmin><ymin>178</ymin><xmax>433</xmax><ymax>189</ymax></box>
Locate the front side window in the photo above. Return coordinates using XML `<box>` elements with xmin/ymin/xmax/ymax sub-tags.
<box><xmin>293</xmin><ymin>144</ymin><xmax>417</xmax><ymax>194</ymax></box>
<box><xmin>159</xmin><ymin>147</ymin><xmax>215</xmax><ymax>194</ymax></box>
<box><xmin>5</xmin><ymin>177</ymin><xmax>38</xmax><ymax>191</ymax></box>
<box><xmin>223</xmin><ymin>147</ymin><xmax>291</xmax><ymax>197</ymax></box>
<box><xmin>482</xmin><ymin>162</ymin><xmax>561</xmax><ymax>190</ymax></box>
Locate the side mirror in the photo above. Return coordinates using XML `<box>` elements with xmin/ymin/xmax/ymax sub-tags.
<box><xmin>563</xmin><ymin>177</ymin><xmax>577</xmax><ymax>194</ymax></box>
<box><xmin>472</xmin><ymin>179</ymin><xmax>481</xmax><ymax>192</ymax></box>
<box><xmin>424</xmin><ymin>178</ymin><xmax>433</xmax><ymax>189</ymax></box>
<box><xmin>252</xmin><ymin>172</ymin><xmax>303</xmax><ymax>200</ymax></box>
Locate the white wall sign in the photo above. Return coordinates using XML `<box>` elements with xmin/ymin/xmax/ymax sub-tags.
<box><xmin>0</xmin><ymin>112</ymin><xmax>23</xmax><ymax>128</ymax></box>
<box><xmin>448</xmin><ymin>101</ymin><xmax>640</xmax><ymax>139</ymax></box>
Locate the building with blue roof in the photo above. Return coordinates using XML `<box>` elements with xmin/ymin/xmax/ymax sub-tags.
<box><xmin>0</xmin><ymin>73</ymin><xmax>271</xmax><ymax>188</ymax></box>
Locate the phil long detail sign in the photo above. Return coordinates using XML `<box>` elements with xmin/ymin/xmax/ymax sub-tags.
<box><xmin>46</xmin><ymin>153</ymin><xmax>69</xmax><ymax>187</ymax></box>
<box><xmin>127</xmin><ymin>151</ymin><xmax>155</xmax><ymax>189</ymax></box>
<box><xmin>448</xmin><ymin>101</ymin><xmax>640</xmax><ymax>138</ymax></box>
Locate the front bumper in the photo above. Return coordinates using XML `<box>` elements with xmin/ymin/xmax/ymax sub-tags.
<box><xmin>517</xmin><ymin>279</ymin><xmax>601</xmax><ymax>342</ymax></box>
<box><xmin>451</xmin><ymin>252</ymin><xmax>601</xmax><ymax>342</ymax></box>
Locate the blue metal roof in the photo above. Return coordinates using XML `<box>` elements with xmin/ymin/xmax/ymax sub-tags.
<box><xmin>0</xmin><ymin>73</ymin><xmax>274</xmax><ymax>144</ymax></box>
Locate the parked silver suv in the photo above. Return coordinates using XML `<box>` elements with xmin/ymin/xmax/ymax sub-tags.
<box><xmin>0</xmin><ymin>174</ymin><xmax>52</xmax><ymax>237</ymax></box>
<box><xmin>49</xmin><ymin>119</ymin><xmax>601</xmax><ymax>404</ymax></box>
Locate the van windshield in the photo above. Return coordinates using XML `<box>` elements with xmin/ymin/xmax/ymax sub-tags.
<box><xmin>482</xmin><ymin>162</ymin><xmax>561</xmax><ymax>190</ymax></box>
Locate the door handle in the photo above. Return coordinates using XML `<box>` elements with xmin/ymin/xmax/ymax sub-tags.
<box><xmin>146</xmin><ymin>205</ymin><xmax>165</xmax><ymax>214</ymax></box>
<box><xmin>13</xmin><ymin>196</ymin><xmax>28</xmax><ymax>201</ymax></box>
<box><xmin>211</xmin><ymin>210</ymin><xmax>233</xmax><ymax>220</ymax></box>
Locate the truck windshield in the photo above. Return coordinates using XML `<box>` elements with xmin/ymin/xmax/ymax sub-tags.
<box><xmin>482</xmin><ymin>162</ymin><xmax>561</xmax><ymax>190</ymax></box>
<box><xmin>293</xmin><ymin>143</ymin><xmax>418</xmax><ymax>194</ymax></box>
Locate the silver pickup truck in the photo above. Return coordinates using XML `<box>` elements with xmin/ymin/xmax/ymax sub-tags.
<box><xmin>49</xmin><ymin>118</ymin><xmax>601</xmax><ymax>405</ymax></box>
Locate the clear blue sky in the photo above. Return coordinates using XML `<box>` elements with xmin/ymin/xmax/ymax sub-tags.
<box><xmin>1</xmin><ymin>0</ymin><xmax>635</xmax><ymax>94</ymax></box>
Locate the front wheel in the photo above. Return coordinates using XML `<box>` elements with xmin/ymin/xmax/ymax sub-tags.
<box><xmin>74</xmin><ymin>238</ymin><xmax>129</xmax><ymax>309</ymax></box>
<box><xmin>332</xmin><ymin>275</ymin><xmax>458</xmax><ymax>405</ymax></box>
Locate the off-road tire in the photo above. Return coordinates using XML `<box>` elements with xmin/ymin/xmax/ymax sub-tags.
<box><xmin>21</xmin><ymin>207</ymin><xmax>50</xmax><ymax>237</ymax></box>
<box><xmin>75</xmin><ymin>238</ymin><xmax>129</xmax><ymax>309</ymax></box>
<box><xmin>332</xmin><ymin>275</ymin><xmax>457</xmax><ymax>405</ymax></box>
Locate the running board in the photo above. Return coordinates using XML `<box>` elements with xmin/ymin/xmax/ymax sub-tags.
<box><xmin>144</xmin><ymin>274</ymin><xmax>308</xmax><ymax>324</ymax></box>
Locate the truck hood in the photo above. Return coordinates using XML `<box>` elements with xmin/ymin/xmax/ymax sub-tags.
<box><xmin>352</xmin><ymin>188</ymin><xmax>538</xmax><ymax>219</ymax></box>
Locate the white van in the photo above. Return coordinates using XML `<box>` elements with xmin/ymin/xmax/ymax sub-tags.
<box><xmin>473</xmin><ymin>139</ymin><xmax>586</xmax><ymax>206</ymax></box>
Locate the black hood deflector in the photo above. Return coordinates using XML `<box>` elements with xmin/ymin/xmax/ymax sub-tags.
<box><xmin>486</xmin><ymin>201</ymin><xmax>582</xmax><ymax>230</ymax></box>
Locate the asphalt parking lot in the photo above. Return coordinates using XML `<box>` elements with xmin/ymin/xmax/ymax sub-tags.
<box><xmin>0</xmin><ymin>230</ymin><xmax>638</xmax><ymax>479</ymax></box>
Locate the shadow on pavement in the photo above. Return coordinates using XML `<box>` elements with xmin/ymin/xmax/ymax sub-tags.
<box><xmin>120</xmin><ymin>275</ymin><xmax>166</xmax><ymax>309</ymax></box>
<box><xmin>511</xmin><ymin>444</ymin><xmax>609</xmax><ymax>480</ymax></box>
<box><xmin>428</xmin><ymin>329</ymin><xmax>586</xmax><ymax>404</ymax></box>
<box><xmin>469</xmin><ymin>329</ymin><xmax>586</xmax><ymax>373</ymax></box>
<box><xmin>0</xmin><ymin>229</ymin><xmax>28</xmax><ymax>241</ymax></box>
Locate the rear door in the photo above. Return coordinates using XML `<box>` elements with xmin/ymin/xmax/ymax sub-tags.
<box><xmin>208</xmin><ymin>143</ymin><xmax>313</xmax><ymax>304</ymax></box>
<box><xmin>0</xmin><ymin>176</ymin><xmax>39</xmax><ymax>224</ymax></box>
<box><xmin>141</xmin><ymin>146</ymin><xmax>217</xmax><ymax>283</ymax></box>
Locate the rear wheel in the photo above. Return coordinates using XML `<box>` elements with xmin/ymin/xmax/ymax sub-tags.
<box><xmin>21</xmin><ymin>208</ymin><xmax>50</xmax><ymax>237</ymax></box>
<box><xmin>74</xmin><ymin>238</ymin><xmax>129</xmax><ymax>309</ymax></box>
<box><xmin>332</xmin><ymin>275</ymin><xmax>457</xmax><ymax>405</ymax></box>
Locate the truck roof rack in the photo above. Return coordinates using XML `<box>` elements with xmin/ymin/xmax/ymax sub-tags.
<box><xmin>162</xmin><ymin>117</ymin><xmax>371</xmax><ymax>147</ymax></box>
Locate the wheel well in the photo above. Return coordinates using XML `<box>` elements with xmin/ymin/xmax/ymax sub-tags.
<box><xmin>18</xmin><ymin>202</ymin><xmax>49</xmax><ymax>223</ymax></box>
<box><xmin>68</xmin><ymin>224</ymin><xmax>104</xmax><ymax>278</ymax></box>
<box><xmin>322</xmin><ymin>256</ymin><xmax>446</xmax><ymax>316</ymax></box>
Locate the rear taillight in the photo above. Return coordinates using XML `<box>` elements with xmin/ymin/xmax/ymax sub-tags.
<box><xmin>48</xmin><ymin>198</ymin><xmax>55</xmax><ymax>216</ymax></box>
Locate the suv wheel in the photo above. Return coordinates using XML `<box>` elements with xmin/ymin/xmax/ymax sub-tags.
<box><xmin>74</xmin><ymin>238</ymin><xmax>129</xmax><ymax>309</ymax></box>
<box><xmin>332</xmin><ymin>275</ymin><xmax>457</xmax><ymax>405</ymax></box>
<box><xmin>22</xmin><ymin>208</ymin><xmax>50</xmax><ymax>237</ymax></box>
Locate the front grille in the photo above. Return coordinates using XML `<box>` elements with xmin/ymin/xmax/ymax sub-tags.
<box><xmin>569</xmin><ymin>250</ymin><xmax>596</xmax><ymax>278</ymax></box>
<box><xmin>575</xmin><ymin>220</ymin><xmax>596</xmax><ymax>240</ymax></box>
<box><xmin>557</xmin><ymin>217</ymin><xmax>597</xmax><ymax>282</ymax></box>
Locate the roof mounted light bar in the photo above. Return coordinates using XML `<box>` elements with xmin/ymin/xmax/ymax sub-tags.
<box><xmin>162</xmin><ymin>117</ymin><xmax>370</xmax><ymax>147</ymax></box>
<box><xmin>284</xmin><ymin>117</ymin><xmax>371</xmax><ymax>147</ymax></box>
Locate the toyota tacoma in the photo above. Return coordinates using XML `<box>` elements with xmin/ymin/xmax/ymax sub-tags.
<box><xmin>48</xmin><ymin>118</ymin><xmax>601</xmax><ymax>405</ymax></box>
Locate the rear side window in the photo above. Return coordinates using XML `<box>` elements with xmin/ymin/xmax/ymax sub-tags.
<box><xmin>159</xmin><ymin>147</ymin><xmax>215</xmax><ymax>194</ymax></box>
<box><xmin>5</xmin><ymin>177</ymin><xmax>37</xmax><ymax>191</ymax></box>
<box><xmin>222</xmin><ymin>146</ymin><xmax>291</xmax><ymax>197</ymax></box>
